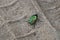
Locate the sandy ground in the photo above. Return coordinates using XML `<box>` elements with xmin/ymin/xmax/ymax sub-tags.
<box><xmin>0</xmin><ymin>0</ymin><xmax>60</xmax><ymax>40</ymax></box>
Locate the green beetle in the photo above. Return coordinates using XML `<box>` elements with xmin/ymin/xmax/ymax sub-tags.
<box><xmin>28</xmin><ymin>14</ymin><xmax>38</xmax><ymax>25</ymax></box>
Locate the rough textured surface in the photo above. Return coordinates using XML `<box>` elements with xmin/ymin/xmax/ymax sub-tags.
<box><xmin>37</xmin><ymin>0</ymin><xmax>60</xmax><ymax>30</ymax></box>
<box><xmin>0</xmin><ymin>0</ymin><xmax>59</xmax><ymax>40</ymax></box>
<box><xmin>37</xmin><ymin>0</ymin><xmax>60</xmax><ymax>40</ymax></box>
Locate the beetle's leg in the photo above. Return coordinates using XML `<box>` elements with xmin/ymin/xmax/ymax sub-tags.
<box><xmin>32</xmin><ymin>24</ymin><xmax>37</xmax><ymax>36</ymax></box>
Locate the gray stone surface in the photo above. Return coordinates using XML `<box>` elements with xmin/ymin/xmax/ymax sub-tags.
<box><xmin>0</xmin><ymin>0</ymin><xmax>59</xmax><ymax>40</ymax></box>
<box><xmin>37</xmin><ymin>0</ymin><xmax>60</xmax><ymax>30</ymax></box>
<box><xmin>37</xmin><ymin>0</ymin><xmax>60</xmax><ymax>40</ymax></box>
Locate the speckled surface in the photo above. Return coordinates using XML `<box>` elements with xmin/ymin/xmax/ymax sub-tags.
<box><xmin>0</xmin><ymin>0</ymin><xmax>59</xmax><ymax>40</ymax></box>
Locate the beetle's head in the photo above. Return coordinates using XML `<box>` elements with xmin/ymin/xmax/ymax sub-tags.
<box><xmin>33</xmin><ymin>14</ymin><xmax>38</xmax><ymax>17</ymax></box>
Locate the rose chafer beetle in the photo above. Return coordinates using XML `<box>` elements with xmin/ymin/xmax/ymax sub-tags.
<box><xmin>28</xmin><ymin>14</ymin><xmax>38</xmax><ymax>25</ymax></box>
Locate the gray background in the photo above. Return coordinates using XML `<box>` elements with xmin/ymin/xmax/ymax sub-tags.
<box><xmin>0</xmin><ymin>0</ymin><xmax>60</xmax><ymax>40</ymax></box>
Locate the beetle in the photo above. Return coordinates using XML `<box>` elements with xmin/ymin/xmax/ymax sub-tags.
<box><xmin>28</xmin><ymin>14</ymin><xmax>38</xmax><ymax>25</ymax></box>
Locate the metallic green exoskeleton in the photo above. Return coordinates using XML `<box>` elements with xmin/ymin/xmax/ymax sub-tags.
<box><xmin>28</xmin><ymin>14</ymin><xmax>38</xmax><ymax>25</ymax></box>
